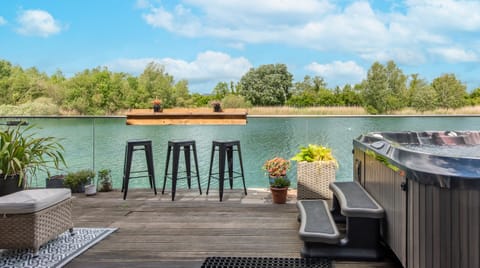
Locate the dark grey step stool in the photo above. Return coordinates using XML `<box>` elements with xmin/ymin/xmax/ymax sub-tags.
<box><xmin>297</xmin><ymin>181</ymin><xmax>385</xmax><ymax>260</ymax></box>
<box><xmin>122</xmin><ymin>139</ymin><xmax>157</xmax><ymax>200</ymax></box>
<box><xmin>162</xmin><ymin>140</ymin><xmax>202</xmax><ymax>201</ymax></box>
<box><xmin>207</xmin><ymin>140</ymin><xmax>247</xmax><ymax>201</ymax></box>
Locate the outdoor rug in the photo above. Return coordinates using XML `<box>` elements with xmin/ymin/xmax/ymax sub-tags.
<box><xmin>0</xmin><ymin>227</ymin><xmax>117</xmax><ymax>268</ymax></box>
<box><xmin>201</xmin><ymin>257</ymin><xmax>333</xmax><ymax>268</ymax></box>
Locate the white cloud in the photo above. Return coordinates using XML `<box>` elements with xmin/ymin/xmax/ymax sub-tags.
<box><xmin>16</xmin><ymin>10</ymin><xmax>62</xmax><ymax>37</ymax></box>
<box><xmin>0</xmin><ymin>16</ymin><xmax>7</xmax><ymax>25</ymax></box>
<box><xmin>404</xmin><ymin>0</ymin><xmax>480</xmax><ymax>32</ymax></box>
<box><xmin>139</xmin><ymin>0</ymin><xmax>480</xmax><ymax>66</ymax></box>
<box><xmin>429</xmin><ymin>47</ymin><xmax>478</xmax><ymax>63</ymax></box>
<box><xmin>108</xmin><ymin>51</ymin><xmax>252</xmax><ymax>88</ymax></box>
<box><xmin>306</xmin><ymin>60</ymin><xmax>366</xmax><ymax>86</ymax></box>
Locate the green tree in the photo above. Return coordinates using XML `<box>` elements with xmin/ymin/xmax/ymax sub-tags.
<box><xmin>337</xmin><ymin>84</ymin><xmax>362</xmax><ymax>106</ymax></box>
<box><xmin>409</xmin><ymin>74</ymin><xmax>437</xmax><ymax>112</ymax></box>
<box><xmin>360</xmin><ymin>61</ymin><xmax>407</xmax><ymax>114</ymax></box>
<box><xmin>431</xmin><ymin>73</ymin><xmax>467</xmax><ymax>109</ymax></box>
<box><xmin>136</xmin><ymin>62</ymin><xmax>185</xmax><ymax>108</ymax></box>
<box><xmin>360</xmin><ymin>62</ymin><xmax>389</xmax><ymax>114</ymax></box>
<box><xmin>468</xmin><ymin>87</ymin><xmax>480</xmax><ymax>105</ymax></box>
<box><xmin>238</xmin><ymin>64</ymin><xmax>293</xmax><ymax>105</ymax></box>
<box><xmin>212</xmin><ymin>82</ymin><xmax>229</xmax><ymax>100</ymax></box>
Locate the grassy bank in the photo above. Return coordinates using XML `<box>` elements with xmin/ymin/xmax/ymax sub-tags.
<box><xmin>1</xmin><ymin>102</ymin><xmax>480</xmax><ymax>116</ymax></box>
<box><xmin>247</xmin><ymin>106</ymin><xmax>480</xmax><ymax>115</ymax></box>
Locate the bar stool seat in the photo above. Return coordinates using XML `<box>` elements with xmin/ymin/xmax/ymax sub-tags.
<box><xmin>207</xmin><ymin>140</ymin><xmax>247</xmax><ymax>201</ymax></box>
<box><xmin>162</xmin><ymin>140</ymin><xmax>202</xmax><ymax>201</ymax></box>
<box><xmin>122</xmin><ymin>139</ymin><xmax>157</xmax><ymax>200</ymax></box>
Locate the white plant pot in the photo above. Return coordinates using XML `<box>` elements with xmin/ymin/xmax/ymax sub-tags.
<box><xmin>84</xmin><ymin>184</ymin><xmax>97</xmax><ymax>196</ymax></box>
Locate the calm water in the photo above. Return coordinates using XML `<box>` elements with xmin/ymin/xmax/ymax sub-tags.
<box><xmin>12</xmin><ymin>116</ymin><xmax>480</xmax><ymax>190</ymax></box>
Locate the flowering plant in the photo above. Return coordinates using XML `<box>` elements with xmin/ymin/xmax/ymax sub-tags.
<box><xmin>210</xmin><ymin>100</ymin><xmax>221</xmax><ymax>106</ymax></box>
<box><xmin>262</xmin><ymin>157</ymin><xmax>291</xmax><ymax>178</ymax></box>
<box><xmin>152</xmin><ymin>98</ymin><xmax>162</xmax><ymax>105</ymax></box>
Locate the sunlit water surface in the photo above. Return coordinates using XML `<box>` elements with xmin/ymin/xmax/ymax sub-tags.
<box><xmin>14</xmin><ymin>116</ymin><xmax>480</xmax><ymax>189</ymax></box>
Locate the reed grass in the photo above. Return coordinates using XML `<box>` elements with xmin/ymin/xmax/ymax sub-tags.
<box><xmin>248</xmin><ymin>106</ymin><xmax>368</xmax><ymax>115</ymax></box>
<box><xmin>392</xmin><ymin>106</ymin><xmax>480</xmax><ymax>115</ymax></box>
<box><xmin>248</xmin><ymin>106</ymin><xmax>480</xmax><ymax>116</ymax></box>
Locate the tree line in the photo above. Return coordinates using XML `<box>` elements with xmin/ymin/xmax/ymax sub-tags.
<box><xmin>0</xmin><ymin>58</ymin><xmax>479</xmax><ymax>115</ymax></box>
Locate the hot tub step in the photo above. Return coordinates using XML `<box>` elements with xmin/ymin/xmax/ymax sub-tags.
<box><xmin>330</xmin><ymin>181</ymin><xmax>384</xmax><ymax>219</ymax></box>
<box><xmin>297</xmin><ymin>200</ymin><xmax>340</xmax><ymax>244</ymax></box>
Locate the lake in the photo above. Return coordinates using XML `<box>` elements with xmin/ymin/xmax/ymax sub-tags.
<box><xmin>8</xmin><ymin>116</ymin><xmax>480</xmax><ymax>190</ymax></box>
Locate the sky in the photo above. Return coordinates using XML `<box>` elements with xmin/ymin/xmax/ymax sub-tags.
<box><xmin>1</xmin><ymin>0</ymin><xmax>480</xmax><ymax>94</ymax></box>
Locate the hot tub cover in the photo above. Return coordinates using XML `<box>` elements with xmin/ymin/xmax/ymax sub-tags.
<box><xmin>354</xmin><ymin>131</ymin><xmax>480</xmax><ymax>188</ymax></box>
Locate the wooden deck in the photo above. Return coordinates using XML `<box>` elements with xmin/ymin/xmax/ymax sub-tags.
<box><xmin>66</xmin><ymin>189</ymin><xmax>402</xmax><ymax>268</ymax></box>
<box><xmin>126</xmin><ymin>108</ymin><xmax>248</xmax><ymax>125</ymax></box>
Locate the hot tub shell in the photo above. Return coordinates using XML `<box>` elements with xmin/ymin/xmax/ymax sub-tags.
<box><xmin>353</xmin><ymin>131</ymin><xmax>480</xmax><ymax>268</ymax></box>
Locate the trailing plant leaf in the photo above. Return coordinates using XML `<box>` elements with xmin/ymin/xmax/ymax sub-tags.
<box><xmin>270</xmin><ymin>177</ymin><xmax>291</xmax><ymax>188</ymax></box>
<box><xmin>365</xmin><ymin>149</ymin><xmax>400</xmax><ymax>172</ymax></box>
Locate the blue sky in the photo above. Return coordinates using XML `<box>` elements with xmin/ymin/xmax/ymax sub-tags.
<box><xmin>1</xmin><ymin>0</ymin><xmax>479</xmax><ymax>93</ymax></box>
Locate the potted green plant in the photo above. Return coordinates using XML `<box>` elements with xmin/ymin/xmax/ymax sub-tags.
<box><xmin>0</xmin><ymin>124</ymin><xmax>66</xmax><ymax>196</ymax></box>
<box><xmin>270</xmin><ymin>177</ymin><xmax>291</xmax><ymax>204</ymax></box>
<box><xmin>291</xmin><ymin>144</ymin><xmax>338</xmax><ymax>200</ymax></box>
<box><xmin>63</xmin><ymin>169</ymin><xmax>95</xmax><ymax>193</ymax></box>
<box><xmin>263</xmin><ymin>157</ymin><xmax>291</xmax><ymax>204</ymax></box>
<box><xmin>97</xmin><ymin>169</ymin><xmax>113</xmax><ymax>192</ymax></box>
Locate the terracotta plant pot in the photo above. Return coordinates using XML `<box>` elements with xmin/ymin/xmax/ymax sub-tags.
<box><xmin>270</xmin><ymin>187</ymin><xmax>288</xmax><ymax>204</ymax></box>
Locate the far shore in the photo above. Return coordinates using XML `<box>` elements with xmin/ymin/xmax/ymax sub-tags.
<box><xmin>1</xmin><ymin>105</ymin><xmax>480</xmax><ymax>117</ymax></box>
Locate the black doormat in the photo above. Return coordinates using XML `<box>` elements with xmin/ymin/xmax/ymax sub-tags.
<box><xmin>201</xmin><ymin>257</ymin><xmax>333</xmax><ymax>268</ymax></box>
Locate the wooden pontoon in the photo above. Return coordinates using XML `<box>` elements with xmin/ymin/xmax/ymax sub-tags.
<box><xmin>126</xmin><ymin>108</ymin><xmax>248</xmax><ymax>125</ymax></box>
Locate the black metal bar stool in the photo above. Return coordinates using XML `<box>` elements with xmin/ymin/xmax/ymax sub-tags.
<box><xmin>162</xmin><ymin>140</ymin><xmax>202</xmax><ymax>201</ymax></box>
<box><xmin>122</xmin><ymin>139</ymin><xmax>157</xmax><ymax>200</ymax></box>
<box><xmin>207</xmin><ymin>140</ymin><xmax>247</xmax><ymax>201</ymax></box>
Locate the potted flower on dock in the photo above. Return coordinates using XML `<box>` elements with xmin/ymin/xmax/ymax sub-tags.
<box><xmin>263</xmin><ymin>157</ymin><xmax>291</xmax><ymax>204</ymax></box>
<box><xmin>211</xmin><ymin>100</ymin><xmax>222</xmax><ymax>112</ymax></box>
<box><xmin>291</xmin><ymin>144</ymin><xmax>338</xmax><ymax>200</ymax></box>
<box><xmin>152</xmin><ymin>98</ymin><xmax>162</xmax><ymax>112</ymax></box>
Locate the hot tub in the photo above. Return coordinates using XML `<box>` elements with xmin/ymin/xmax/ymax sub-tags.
<box><xmin>353</xmin><ymin>131</ymin><xmax>480</xmax><ymax>268</ymax></box>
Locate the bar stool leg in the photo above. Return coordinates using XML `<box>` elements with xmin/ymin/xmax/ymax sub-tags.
<box><xmin>207</xmin><ymin>142</ymin><xmax>215</xmax><ymax>195</ymax></box>
<box><xmin>162</xmin><ymin>145</ymin><xmax>172</xmax><ymax>195</ymax></box>
<box><xmin>227</xmin><ymin>146</ymin><xmax>234</xmax><ymax>189</ymax></box>
<box><xmin>123</xmin><ymin>145</ymin><xmax>134</xmax><ymax>200</ymax></box>
<box><xmin>218</xmin><ymin>143</ymin><xmax>226</xmax><ymax>202</ymax></box>
<box><xmin>171</xmin><ymin>144</ymin><xmax>180</xmax><ymax>201</ymax></box>
<box><xmin>145</xmin><ymin>144</ymin><xmax>157</xmax><ymax>195</ymax></box>
<box><xmin>184</xmin><ymin>145</ymin><xmax>192</xmax><ymax>189</ymax></box>
<box><xmin>237</xmin><ymin>143</ymin><xmax>247</xmax><ymax>196</ymax></box>
<box><xmin>192</xmin><ymin>143</ymin><xmax>202</xmax><ymax>195</ymax></box>
<box><xmin>121</xmin><ymin>143</ymin><xmax>128</xmax><ymax>193</ymax></box>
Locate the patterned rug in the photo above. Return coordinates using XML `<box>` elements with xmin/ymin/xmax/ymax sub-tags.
<box><xmin>201</xmin><ymin>257</ymin><xmax>332</xmax><ymax>268</ymax></box>
<box><xmin>0</xmin><ymin>227</ymin><xmax>117</xmax><ymax>268</ymax></box>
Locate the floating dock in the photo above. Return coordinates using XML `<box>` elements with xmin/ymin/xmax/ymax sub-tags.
<box><xmin>126</xmin><ymin>108</ymin><xmax>248</xmax><ymax>125</ymax></box>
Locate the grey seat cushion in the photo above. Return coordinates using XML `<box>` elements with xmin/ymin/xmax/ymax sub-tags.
<box><xmin>0</xmin><ymin>189</ymin><xmax>71</xmax><ymax>214</ymax></box>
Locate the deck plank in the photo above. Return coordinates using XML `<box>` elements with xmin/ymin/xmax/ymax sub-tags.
<box><xmin>66</xmin><ymin>189</ymin><xmax>402</xmax><ymax>268</ymax></box>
